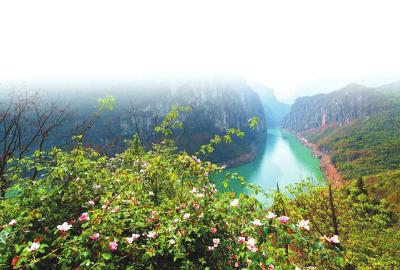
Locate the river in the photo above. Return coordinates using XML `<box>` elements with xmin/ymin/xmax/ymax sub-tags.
<box><xmin>216</xmin><ymin>128</ymin><xmax>324</xmax><ymax>200</ymax></box>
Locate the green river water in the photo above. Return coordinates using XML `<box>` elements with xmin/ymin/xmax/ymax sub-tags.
<box><xmin>216</xmin><ymin>128</ymin><xmax>324</xmax><ymax>199</ymax></box>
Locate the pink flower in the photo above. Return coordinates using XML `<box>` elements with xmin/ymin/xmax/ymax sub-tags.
<box><xmin>173</xmin><ymin>218</ymin><xmax>180</xmax><ymax>224</ymax></box>
<box><xmin>147</xmin><ymin>231</ymin><xmax>157</xmax><ymax>239</ymax></box>
<box><xmin>57</xmin><ymin>222</ymin><xmax>72</xmax><ymax>232</ymax></box>
<box><xmin>210</xmin><ymin>227</ymin><xmax>217</xmax><ymax>234</ymax></box>
<box><xmin>251</xmin><ymin>219</ymin><xmax>263</xmax><ymax>226</ymax></box>
<box><xmin>90</xmin><ymin>232</ymin><xmax>100</xmax><ymax>240</ymax></box>
<box><xmin>29</xmin><ymin>242</ymin><xmax>40</xmax><ymax>252</ymax></box>
<box><xmin>108</xmin><ymin>241</ymin><xmax>118</xmax><ymax>251</ymax></box>
<box><xmin>127</xmin><ymin>233</ymin><xmax>140</xmax><ymax>243</ymax></box>
<box><xmin>183</xmin><ymin>213</ymin><xmax>190</xmax><ymax>220</ymax></box>
<box><xmin>9</xmin><ymin>219</ymin><xmax>17</xmax><ymax>226</ymax></box>
<box><xmin>238</xmin><ymin>236</ymin><xmax>246</xmax><ymax>243</ymax></box>
<box><xmin>246</xmin><ymin>237</ymin><xmax>258</xmax><ymax>252</ymax></box>
<box><xmin>208</xmin><ymin>246</ymin><xmax>215</xmax><ymax>251</ymax></box>
<box><xmin>269</xmin><ymin>264</ymin><xmax>274</xmax><ymax>270</ymax></box>
<box><xmin>79</xmin><ymin>212</ymin><xmax>90</xmax><ymax>222</ymax></box>
<box><xmin>235</xmin><ymin>262</ymin><xmax>239</xmax><ymax>267</ymax></box>
<box><xmin>193</xmin><ymin>203</ymin><xmax>200</xmax><ymax>210</ymax></box>
<box><xmin>298</xmin><ymin>219</ymin><xmax>310</xmax><ymax>231</ymax></box>
<box><xmin>230</xmin><ymin>198</ymin><xmax>239</xmax><ymax>207</ymax></box>
<box><xmin>88</xmin><ymin>200</ymin><xmax>95</xmax><ymax>206</ymax></box>
<box><xmin>212</xmin><ymin>238</ymin><xmax>220</xmax><ymax>247</ymax></box>
<box><xmin>279</xmin><ymin>216</ymin><xmax>290</xmax><ymax>224</ymax></box>
<box><xmin>266</xmin><ymin>211</ymin><xmax>277</xmax><ymax>219</ymax></box>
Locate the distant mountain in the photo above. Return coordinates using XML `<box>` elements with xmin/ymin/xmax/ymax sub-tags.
<box><xmin>248</xmin><ymin>82</ymin><xmax>290</xmax><ymax>127</ymax></box>
<box><xmin>1</xmin><ymin>77</ymin><xmax>267</xmax><ymax>167</ymax></box>
<box><xmin>282</xmin><ymin>83</ymin><xmax>398</xmax><ymax>132</ymax></box>
<box><xmin>282</xmin><ymin>81</ymin><xmax>400</xmax><ymax>212</ymax></box>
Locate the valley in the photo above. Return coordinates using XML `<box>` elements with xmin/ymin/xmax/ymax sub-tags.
<box><xmin>2</xmin><ymin>78</ymin><xmax>400</xmax><ymax>269</ymax></box>
<box><xmin>216</xmin><ymin>128</ymin><xmax>324</xmax><ymax>201</ymax></box>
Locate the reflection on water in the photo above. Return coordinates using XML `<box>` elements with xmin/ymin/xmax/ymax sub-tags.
<box><xmin>215</xmin><ymin>129</ymin><xmax>324</xmax><ymax>200</ymax></box>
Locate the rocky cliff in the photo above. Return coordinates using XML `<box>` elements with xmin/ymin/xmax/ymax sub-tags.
<box><xmin>282</xmin><ymin>83</ymin><xmax>398</xmax><ymax>132</ymax></box>
<box><xmin>65</xmin><ymin>77</ymin><xmax>267</xmax><ymax>165</ymax></box>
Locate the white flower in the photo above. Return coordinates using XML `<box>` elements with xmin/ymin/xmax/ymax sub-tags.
<box><xmin>93</xmin><ymin>184</ymin><xmax>101</xmax><ymax>189</ymax></box>
<box><xmin>190</xmin><ymin>187</ymin><xmax>198</xmax><ymax>194</ymax></box>
<box><xmin>173</xmin><ymin>218</ymin><xmax>180</xmax><ymax>224</ymax></box>
<box><xmin>324</xmin><ymin>234</ymin><xmax>340</xmax><ymax>244</ymax></box>
<box><xmin>111</xmin><ymin>205</ymin><xmax>120</xmax><ymax>213</ymax></box>
<box><xmin>127</xmin><ymin>233</ymin><xmax>140</xmax><ymax>243</ymax></box>
<box><xmin>147</xmin><ymin>231</ymin><xmax>157</xmax><ymax>239</ymax></box>
<box><xmin>132</xmin><ymin>233</ymin><xmax>140</xmax><ymax>240</ymax></box>
<box><xmin>230</xmin><ymin>198</ymin><xmax>239</xmax><ymax>207</ymax></box>
<box><xmin>246</xmin><ymin>238</ymin><xmax>258</xmax><ymax>252</ymax></box>
<box><xmin>212</xmin><ymin>238</ymin><xmax>220</xmax><ymax>247</ymax></box>
<box><xmin>57</xmin><ymin>222</ymin><xmax>72</xmax><ymax>232</ymax></box>
<box><xmin>29</xmin><ymin>242</ymin><xmax>40</xmax><ymax>252</ymax></box>
<box><xmin>149</xmin><ymin>191</ymin><xmax>155</xmax><ymax>196</ymax></box>
<box><xmin>297</xmin><ymin>220</ymin><xmax>310</xmax><ymax>231</ymax></box>
<box><xmin>330</xmin><ymin>235</ymin><xmax>340</xmax><ymax>243</ymax></box>
<box><xmin>196</xmin><ymin>193</ymin><xmax>205</xmax><ymax>198</ymax></box>
<box><xmin>266</xmin><ymin>211</ymin><xmax>277</xmax><ymax>219</ymax></box>
<box><xmin>169</xmin><ymin>239</ymin><xmax>176</xmax><ymax>245</ymax></box>
<box><xmin>8</xmin><ymin>219</ymin><xmax>17</xmax><ymax>226</ymax></box>
<box><xmin>251</xmin><ymin>219</ymin><xmax>263</xmax><ymax>226</ymax></box>
<box><xmin>88</xmin><ymin>200</ymin><xmax>95</xmax><ymax>206</ymax></box>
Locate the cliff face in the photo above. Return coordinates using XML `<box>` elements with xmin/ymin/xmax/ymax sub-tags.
<box><xmin>282</xmin><ymin>83</ymin><xmax>397</xmax><ymax>132</ymax></box>
<box><xmin>68</xmin><ymin>77</ymin><xmax>266</xmax><ymax>165</ymax></box>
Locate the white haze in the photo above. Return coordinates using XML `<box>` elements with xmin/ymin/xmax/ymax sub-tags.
<box><xmin>1</xmin><ymin>0</ymin><xmax>400</xmax><ymax>102</ymax></box>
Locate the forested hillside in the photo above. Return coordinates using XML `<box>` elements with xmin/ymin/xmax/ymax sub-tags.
<box><xmin>1</xmin><ymin>95</ymin><xmax>400</xmax><ymax>269</ymax></box>
<box><xmin>283</xmin><ymin>82</ymin><xmax>400</xmax><ymax>212</ymax></box>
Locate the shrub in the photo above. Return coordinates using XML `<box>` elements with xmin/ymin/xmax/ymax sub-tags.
<box><xmin>0</xmin><ymin>108</ymin><xmax>343</xmax><ymax>269</ymax></box>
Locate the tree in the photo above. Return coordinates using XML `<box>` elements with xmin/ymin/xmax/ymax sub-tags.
<box><xmin>0</xmin><ymin>92</ymin><xmax>70</xmax><ymax>196</ymax></box>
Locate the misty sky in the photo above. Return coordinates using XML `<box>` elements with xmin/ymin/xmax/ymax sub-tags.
<box><xmin>1</xmin><ymin>0</ymin><xmax>400</xmax><ymax>102</ymax></box>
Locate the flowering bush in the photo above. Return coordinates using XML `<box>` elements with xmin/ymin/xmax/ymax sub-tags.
<box><xmin>0</xmin><ymin>108</ymin><xmax>343</xmax><ymax>269</ymax></box>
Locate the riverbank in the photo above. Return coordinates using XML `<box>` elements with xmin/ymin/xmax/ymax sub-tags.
<box><xmin>222</xmin><ymin>141</ymin><xmax>260</xmax><ymax>168</ymax></box>
<box><xmin>287</xmin><ymin>130</ymin><xmax>342</xmax><ymax>187</ymax></box>
<box><xmin>214</xmin><ymin>128</ymin><xmax>324</xmax><ymax>199</ymax></box>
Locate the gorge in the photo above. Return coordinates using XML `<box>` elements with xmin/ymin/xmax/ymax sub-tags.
<box><xmin>3</xmin><ymin>78</ymin><xmax>400</xmax><ymax>269</ymax></box>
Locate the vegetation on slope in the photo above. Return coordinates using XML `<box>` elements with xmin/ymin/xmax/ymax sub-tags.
<box><xmin>304</xmin><ymin>109</ymin><xmax>400</xmax><ymax>212</ymax></box>
<box><xmin>0</xmin><ymin>106</ymin><xmax>345</xmax><ymax>269</ymax></box>
<box><xmin>1</xmin><ymin>100</ymin><xmax>399</xmax><ymax>269</ymax></box>
<box><xmin>282</xmin><ymin>83</ymin><xmax>400</xmax><ymax>268</ymax></box>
